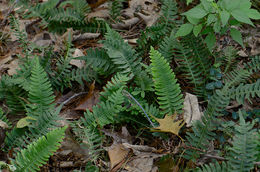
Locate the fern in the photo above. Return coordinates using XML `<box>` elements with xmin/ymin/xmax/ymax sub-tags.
<box><xmin>244</xmin><ymin>56</ymin><xmax>260</xmax><ymax>74</ymax></box>
<box><xmin>12</xmin><ymin>126</ymin><xmax>67</xmax><ymax>172</ymax></box>
<box><xmin>227</xmin><ymin>111</ymin><xmax>258</xmax><ymax>172</ymax></box>
<box><xmin>80</xmin><ymin>48</ymin><xmax>115</xmax><ymax>74</ymax></box>
<box><xmin>136</xmin><ymin>0</ymin><xmax>179</xmax><ymax>56</ymax></box>
<box><xmin>150</xmin><ymin>47</ymin><xmax>183</xmax><ymax>114</ymax></box>
<box><xmin>69</xmin><ymin>66</ymin><xmax>97</xmax><ymax>86</ymax></box>
<box><xmin>0</xmin><ymin>108</ymin><xmax>11</xmax><ymax>127</ymax></box>
<box><xmin>195</xmin><ymin>162</ymin><xmax>230</xmax><ymax>172</ymax></box>
<box><xmin>158</xmin><ymin>30</ymin><xmax>177</xmax><ymax>62</ymax></box>
<box><xmin>101</xmin><ymin>26</ymin><xmax>141</xmax><ymax>78</ymax></box>
<box><xmin>228</xmin><ymin>79</ymin><xmax>260</xmax><ymax>105</ymax></box>
<box><xmin>223</xmin><ymin>68</ymin><xmax>251</xmax><ymax>88</ymax></box>
<box><xmin>184</xmin><ymin>112</ymin><xmax>216</xmax><ymax>161</ymax></box>
<box><xmin>28</xmin><ymin>57</ymin><xmax>55</xmax><ymax>113</ymax></box>
<box><xmin>109</xmin><ymin>0</ymin><xmax>125</xmax><ymax>21</ymax></box>
<box><xmin>173</xmin><ymin>34</ymin><xmax>212</xmax><ymax>97</ymax></box>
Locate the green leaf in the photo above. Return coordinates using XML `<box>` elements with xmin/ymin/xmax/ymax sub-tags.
<box><xmin>187</xmin><ymin>16</ymin><xmax>201</xmax><ymax>25</ymax></box>
<box><xmin>205</xmin><ymin>32</ymin><xmax>216</xmax><ymax>51</ymax></box>
<box><xmin>183</xmin><ymin>5</ymin><xmax>207</xmax><ymax>19</ymax></box>
<box><xmin>207</xmin><ymin>14</ymin><xmax>217</xmax><ymax>25</ymax></box>
<box><xmin>238</xmin><ymin>0</ymin><xmax>251</xmax><ymax>10</ymax></box>
<box><xmin>213</xmin><ymin>20</ymin><xmax>221</xmax><ymax>33</ymax></box>
<box><xmin>193</xmin><ymin>24</ymin><xmax>203</xmax><ymax>37</ymax></box>
<box><xmin>231</xmin><ymin>9</ymin><xmax>254</xmax><ymax>26</ymax></box>
<box><xmin>220</xmin><ymin>10</ymin><xmax>230</xmax><ymax>26</ymax></box>
<box><xmin>201</xmin><ymin>0</ymin><xmax>212</xmax><ymax>12</ymax></box>
<box><xmin>230</xmin><ymin>28</ymin><xmax>244</xmax><ymax>48</ymax></box>
<box><xmin>244</xmin><ymin>9</ymin><xmax>260</xmax><ymax>20</ymax></box>
<box><xmin>175</xmin><ymin>24</ymin><xmax>193</xmax><ymax>37</ymax></box>
<box><xmin>222</xmin><ymin>0</ymin><xmax>240</xmax><ymax>11</ymax></box>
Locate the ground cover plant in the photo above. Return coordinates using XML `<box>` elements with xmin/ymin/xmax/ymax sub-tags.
<box><xmin>0</xmin><ymin>0</ymin><xmax>259</xmax><ymax>171</ymax></box>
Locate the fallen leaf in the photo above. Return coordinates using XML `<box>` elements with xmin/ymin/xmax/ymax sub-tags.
<box><xmin>0</xmin><ymin>120</ymin><xmax>8</xmax><ymax>129</ymax></box>
<box><xmin>109</xmin><ymin>143</ymin><xmax>130</xmax><ymax>169</ymax></box>
<box><xmin>16</xmin><ymin>116</ymin><xmax>35</xmax><ymax>128</ymax></box>
<box><xmin>74</xmin><ymin>81</ymin><xmax>100</xmax><ymax>111</ymax></box>
<box><xmin>183</xmin><ymin>93</ymin><xmax>203</xmax><ymax>127</ymax></box>
<box><xmin>152</xmin><ymin>113</ymin><xmax>184</xmax><ymax>136</ymax></box>
<box><xmin>7</xmin><ymin>59</ymin><xmax>19</xmax><ymax>76</ymax></box>
<box><xmin>70</xmin><ymin>48</ymin><xmax>85</xmax><ymax>69</ymax></box>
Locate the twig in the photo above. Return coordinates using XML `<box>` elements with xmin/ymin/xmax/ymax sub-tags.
<box><xmin>58</xmin><ymin>92</ymin><xmax>88</xmax><ymax>105</ymax></box>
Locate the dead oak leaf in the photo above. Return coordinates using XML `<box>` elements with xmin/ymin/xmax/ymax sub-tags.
<box><xmin>152</xmin><ymin>114</ymin><xmax>185</xmax><ymax>136</ymax></box>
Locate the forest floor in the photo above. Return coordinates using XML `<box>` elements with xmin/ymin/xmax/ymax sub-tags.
<box><xmin>0</xmin><ymin>0</ymin><xmax>260</xmax><ymax>171</ymax></box>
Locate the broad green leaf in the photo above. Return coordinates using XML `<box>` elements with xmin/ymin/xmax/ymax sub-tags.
<box><xmin>17</xmin><ymin>116</ymin><xmax>36</xmax><ymax>128</ymax></box>
<box><xmin>193</xmin><ymin>24</ymin><xmax>203</xmax><ymax>37</ymax></box>
<box><xmin>222</xmin><ymin>0</ymin><xmax>240</xmax><ymax>11</ymax></box>
<box><xmin>207</xmin><ymin>14</ymin><xmax>217</xmax><ymax>25</ymax></box>
<box><xmin>175</xmin><ymin>24</ymin><xmax>193</xmax><ymax>37</ymax></box>
<box><xmin>201</xmin><ymin>26</ymin><xmax>213</xmax><ymax>35</ymax></box>
<box><xmin>244</xmin><ymin>9</ymin><xmax>260</xmax><ymax>20</ymax></box>
<box><xmin>201</xmin><ymin>0</ymin><xmax>212</xmax><ymax>12</ymax></box>
<box><xmin>220</xmin><ymin>10</ymin><xmax>230</xmax><ymax>26</ymax></box>
<box><xmin>183</xmin><ymin>5</ymin><xmax>207</xmax><ymax>19</ymax></box>
<box><xmin>213</xmin><ymin>20</ymin><xmax>221</xmax><ymax>33</ymax></box>
<box><xmin>205</xmin><ymin>32</ymin><xmax>216</xmax><ymax>51</ymax></box>
<box><xmin>187</xmin><ymin>16</ymin><xmax>201</xmax><ymax>25</ymax></box>
<box><xmin>230</xmin><ymin>28</ymin><xmax>244</xmax><ymax>48</ymax></box>
<box><xmin>238</xmin><ymin>0</ymin><xmax>251</xmax><ymax>10</ymax></box>
<box><xmin>231</xmin><ymin>9</ymin><xmax>254</xmax><ymax>26</ymax></box>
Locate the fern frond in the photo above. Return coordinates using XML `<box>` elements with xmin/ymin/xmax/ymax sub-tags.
<box><xmin>81</xmin><ymin>48</ymin><xmax>115</xmax><ymax>73</ymax></box>
<box><xmin>227</xmin><ymin>111</ymin><xmax>258</xmax><ymax>172</ymax></box>
<box><xmin>109</xmin><ymin>0</ymin><xmax>125</xmax><ymax>21</ymax></box>
<box><xmin>100</xmin><ymin>73</ymin><xmax>130</xmax><ymax>101</ymax></box>
<box><xmin>195</xmin><ymin>162</ymin><xmax>230</xmax><ymax>172</ymax></box>
<box><xmin>101</xmin><ymin>26</ymin><xmax>141</xmax><ymax>78</ymax></box>
<box><xmin>223</xmin><ymin>68</ymin><xmax>251</xmax><ymax>88</ymax></box>
<box><xmin>184</xmin><ymin>112</ymin><xmax>216</xmax><ymax>161</ymax></box>
<box><xmin>158</xmin><ymin>30</ymin><xmax>176</xmax><ymax>62</ymax></box>
<box><xmin>207</xmin><ymin>89</ymin><xmax>230</xmax><ymax>115</ymax></box>
<box><xmin>12</xmin><ymin>126</ymin><xmax>67</xmax><ymax>172</ymax></box>
<box><xmin>174</xmin><ymin>34</ymin><xmax>212</xmax><ymax>97</ymax></box>
<box><xmin>28</xmin><ymin>57</ymin><xmax>55</xmax><ymax>113</ymax></box>
<box><xmin>150</xmin><ymin>47</ymin><xmax>183</xmax><ymax>114</ymax></box>
<box><xmin>0</xmin><ymin>108</ymin><xmax>11</xmax><ymax>127</ymax></box>
<box><xmin>228</xmin><ymin>79</ymin><xmax>260</xmax><ymax>105</ymax></box>
<box><xmin>244</xmin><ymin>55</ymin><xmax>260</xmax><ymax>74</ymax></box>
<box><xmin>69</xmin><ymin>66</ymin><xmax>97</xmax><ymax>86</ymax></box>
<box><xmin>5</xmin><ymin>107</ymin><xmax>62</xmax><ymax>150</ymax></box>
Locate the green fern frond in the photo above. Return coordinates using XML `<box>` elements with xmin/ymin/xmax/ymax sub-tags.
<box><xmin>101</xmin><ymin>26</ymin><xmax>141</xmax><ymax>78</ymax></box>
<box><xmin>150</xmin><ymin>47</ymin><xmax>183</xmax><ymax>114</ymax></box>
<box><xmin>100</xmin><ymin>73</ymin><xmax>130</xmax><ymax>101</ymax></box>
<box><xmin>5</xmin><ymin>107</ymin><xmax>62</xmax><ymax>150</ymax></box>
<box><xmin>174</xmin><ymin>34</ymin><xmax>212</xmax><ymax>97</ymax></box>
<box><xmin>69</xmin><ymin>66</ymin><xmax>97</xmax><ymax>86</ymax></box>
<box><xmin>28</xmin><ymin>57</ymin><xmax>55</xmax><ymax>113</ymax></box>
<box><xmin>109</xmin><ymin>0</ymin><xmax>125</xmax><ymax>21</ymax></box>
<box><xmin>81</xmin><ymin>48</ymin><xmax>115</xmax><ymax>73</ymax></box>
<box><xmin>244</xmin><ymin>55</ymin><xmax>260</xmax><ymax>74</ymax></box>
<box><xmin>228</xmin><ymin>79</ymin><xmax>260</xmax><ymax>105</ymax></box>
<box><xmin>195</xmin><ymin>162</ymin><xmax>230</xmax><ymax>172</ymax></box>
<box><xmin>12</xmin><ymin>126</ymin><xmax>67</xmax><ymax>172</ymax></box>
<box><xmin>207</xmin><ymin>89</ymin><xmax>230</xmax><ymax>115</ymax></box>
<box><xmin>184</xmin><ymin>112</ymin><xmax>216</xmax><ymax>161</ymax></box>
<box><xmin>158</xmin><ymin>30</ymin><xmax>176</xmax><ymax>62</ymax></box>
<box><xmin>227</xmin><ymin>111</ymin><xmax>258</xmax><ymax>172</ymax></box>
<box><xmin>223</xmin><ymin>68</ymin><xmax>251</xmax><ymax>88</ymax></box>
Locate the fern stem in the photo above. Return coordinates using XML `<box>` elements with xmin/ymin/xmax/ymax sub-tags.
<box><xmin>122</xmin><ymin>90</ymin><xmax>155</xmax><ymax>127</ymax></box>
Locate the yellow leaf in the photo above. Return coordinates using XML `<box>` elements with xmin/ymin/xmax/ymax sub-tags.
<box><xmin>17</xmin><ymin>116</ymin><xmax>35</xmax><ymax>128</ymax></box>
<box><xmin>152</xmin><ymin>113</ymin><xmax>185</xmax><ymax>136</ymax></box>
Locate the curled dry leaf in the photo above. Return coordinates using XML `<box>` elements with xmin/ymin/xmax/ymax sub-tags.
<box><xmin>183</xmin><ymin>93</ymin><xmax>203</xmax><ymax>127</ymax></box>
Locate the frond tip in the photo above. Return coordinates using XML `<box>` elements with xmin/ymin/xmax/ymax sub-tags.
<box><xmin>12</xmin><ymin>126</ymin><xmax>67</xmax><ymax>172</ymax></box>
<box><xmin>150</xmin><ymin>47</ymin><xmax>183</xmax><ymax>114</ymax></box>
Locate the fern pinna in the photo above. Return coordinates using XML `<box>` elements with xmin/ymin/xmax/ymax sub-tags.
<box><xmin>12</xmin><ymin>126</ymin><xmax>67</xmax><ymax>172</ymax></box>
